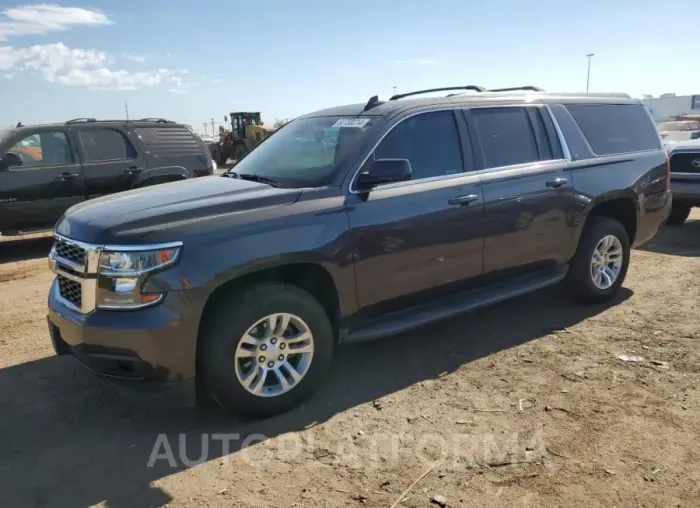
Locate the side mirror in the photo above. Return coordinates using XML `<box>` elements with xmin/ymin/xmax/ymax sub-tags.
<box><xmin>356</xmin><ymin>158</ymin><xmax>412</xmax><ymax>190</ymax></box>
<box><xmin>0</xmin><ymin>152</ymin><xmax>23</xmax><ymax>170</ymax></box>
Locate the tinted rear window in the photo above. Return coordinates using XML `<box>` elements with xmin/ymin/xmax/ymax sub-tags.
<box><xmin>79</xmin><ymin>129</ymin><xmax>136</xmax><ymax>162</ymax></box>
<box><xmin>135</xmin><ymin>126</ymin><xmax>204</xmax><ymax>156</ymax></box>
<box><xmin>472</xmin><ymin>107</ymin><xmax>541</xmax><ymax>168</ymax></box>
<box><xmin>565</xmin><ymin>104</ymin><xmax>661</xmax><ymax>155</ymax></box>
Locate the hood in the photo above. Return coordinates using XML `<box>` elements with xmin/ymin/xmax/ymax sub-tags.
<box><xmin>55</xmin><ymin>175</ymin><xmax>302</xmax><ymax>244</ymax></box>
<box><xmin>664</xmin><ymin>139</ymin><xmax>700</xmax><ymax>153</ymax></box>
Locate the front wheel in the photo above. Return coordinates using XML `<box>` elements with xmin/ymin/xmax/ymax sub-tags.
<box><xmin>565</xmin><ymin>216</ymin><xmax>630</xmax><ymax>304</ymax></box>
<box><xmin>199</xmin><ymin>283</ymin><xmax>334</xmax><ymax>418</ymax></box>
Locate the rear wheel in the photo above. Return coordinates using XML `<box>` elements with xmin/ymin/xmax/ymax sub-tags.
<box><xmin>666</xmin><ymin>202</ymin><xmax>691</xmax><ymax>226</ymax></box>
<box><xmin>199</xmin><ymin>283</ymin><xmax>334</xmax><ymax>418</ymax></box>
<box><xmin>566</xmin><ymin>216</ymin><xmax>630</xmax><ymax>304</ymax></box>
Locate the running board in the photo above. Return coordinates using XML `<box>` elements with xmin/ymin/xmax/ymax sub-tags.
<box><xmin>342</xmin><ymin>266</ymin><xmax>568</xmax><ymax>343</ymax></box>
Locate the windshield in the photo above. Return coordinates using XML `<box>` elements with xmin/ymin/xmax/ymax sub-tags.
<box><xmin>228</xmin><ymin>116</ymin><xmax>376</xmax><ymax>187</ymax></box>
<box><xmin>658</xmin><ymin>121</ymin><xmax>700</xmax><ymax>132</ymax></box>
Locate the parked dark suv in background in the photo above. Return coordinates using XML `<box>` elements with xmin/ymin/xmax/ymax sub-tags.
<box><xmin>46</xmin><ymin>86</ymin><xmax>671</xmax><ymax>418</ymax></box>
<box><xmin>0</xmin><ymin>118</ymin><xmax>213</xmax><ymax>236</ymax></box>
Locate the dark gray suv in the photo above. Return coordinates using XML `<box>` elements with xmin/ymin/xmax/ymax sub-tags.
<box><xmin>46</xmin><ymin>86</ymin><xmax>671</xmax><ymax>418</ymax></box>
<box><xmin>0</xmin><ymin>118</ymin><xmax>214</xmax><ymax>237</ymax></box>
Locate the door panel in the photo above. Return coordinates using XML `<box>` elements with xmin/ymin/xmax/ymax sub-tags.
<box><xmin>481</xmin><ymin>162</ymin><xmax>575</xmax><ymax>273</ymax></box>
<box><xmin>0</xmin><ymin>130</ymin><xmax>86</xmax><ymax>231</ymax></box>
<box><xmin>347</xmin><ymin>175</ymin><xmax>484</xmax><ymax>313</ymax></box>
<box><xmin>75</xmin><ymin>128</ymin><xmax>147</xmax><ymax>197</ymax></box>
<box><xmin>466</xmin><ymin>105</ymin><xmax>576</xmax><ymax>274</ymax></box>
<box><xmin>346</xmin><ymin>109</ymin><xmax>485</xmax><ymax>317</ymax></box>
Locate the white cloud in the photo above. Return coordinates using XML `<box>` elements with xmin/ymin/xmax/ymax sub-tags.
<box><xmin>394</xmin><ymin>58</ymin><xmax>438</xmax><ymax>65</ymax></box>
<box><xmin>0</xmin><ymin>4</ymin><xmax>112</xmax><ymax>41</ymax></box>
<box><xmin>168</xmin><ymin>88</ymin><xmax>188</xmax><ymax>94</ymax></box>
<box><xmin>0</xmin><ymin>42</ymin><xmax>192</xmax><ymax>91</ymax></box>
<box><xmin>122</xmin><ymin>53</ymin><xmax>148</xmax><ymax>63</ymax></box>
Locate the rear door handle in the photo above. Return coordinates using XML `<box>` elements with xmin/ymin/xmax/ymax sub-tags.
<box><xmin>545</xmin><ymin>177</ymin><xmax>568</xmax><ymax>188</ymax></box>
<box><xmin>126</xmin><ymin>166</ymin><xmax>144</xmax><ymax>175</ymax></box>
<box><xmin>56</xmin><ymin>173</ymin><xmax>78</xmax><ymax>182</ymax></box>
<box><xmin>448</xmin><ymin>194</ymin><xmax>478</xmax><ymax>206</ymax></box>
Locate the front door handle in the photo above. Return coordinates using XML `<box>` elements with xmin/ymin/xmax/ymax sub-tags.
<box><xmin>56</xmin><ymin>173</ymin><xmax>78</xmax><ymax>182</ymax></box>
<box><xmin>546</xmin><ymin>177</ymin><xmax>568</xmax><ymax>188</ymax></box>
<box><xmin>126</xmin><ymin>166</ymin><xmax>144</xmax><ymax>175</ymax></box>
<box><xmin>448</xmin><ymin>194</ymin><xmax>478</xmax><ymax>206</ymax></box>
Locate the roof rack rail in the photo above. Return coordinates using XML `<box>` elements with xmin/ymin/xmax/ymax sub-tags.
<box><xmin>389</xmin><ymin>86</ymin><xmax>486</xmax><ymax>101</ymax></box>
<box><xmin>65</xmin><ymin>117</ymin><xmax>97</xmax><ymax>124</ymax></box>
<box><xmin>137</xmin><ymin>117</ymin><xmax>172</xmax><ymax>123</ymax></box>
<box><xmin>489</xmin><ymin>86</ymin><xmax>544</xmax><ymax>92</ymax></box>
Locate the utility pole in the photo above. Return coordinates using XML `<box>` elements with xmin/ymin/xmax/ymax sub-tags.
<box><xmin>203</xmin><ymin>122</ymin><xmax>208</xmax><ymax>136</ymax></box>
<box><xmin>393</xmin><ymin>86</ymin><xmax>397</xmax><ymax>96</ymax></box>
<box><xmin>586</xmin><ymin>53</ymin><xmax>594</xmax><ymax>92</ymax></box>
<box><xmin>124</xmin><ymin>101</ymin><xmax>129</xmax><ymax>120</ymax></box>
<box><xmin>211</xmin><ymin>118</ymin><xmax>216</xmax><ymax>135</ymax></box>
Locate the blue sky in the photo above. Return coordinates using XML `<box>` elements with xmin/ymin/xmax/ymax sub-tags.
<box><xmin>0</xmin><ymin>0</ymin><xmax>697</xmax><ymax>133</ymax></box>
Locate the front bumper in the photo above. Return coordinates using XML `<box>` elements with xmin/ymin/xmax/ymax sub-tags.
<box><xmin>47</xmin><ymin>279</ymin><xmax>200</xmax><ymax>391</ymax></box>
<box><xmin>671</xmin><ymin>176</ymin><xmax>700</xmax><ymax>206</ymax></box>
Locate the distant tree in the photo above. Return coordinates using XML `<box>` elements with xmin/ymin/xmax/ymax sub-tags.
<box><xmin>273</xmin><ymin>118</ymin><xmax>289</xmax><ymax>129</ymax></box>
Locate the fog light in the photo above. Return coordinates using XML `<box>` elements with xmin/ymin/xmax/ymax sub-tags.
<box><xmin>113</xmin><ymin>277</ymin><xmax>138</xmax><ymax>294</ymax></box>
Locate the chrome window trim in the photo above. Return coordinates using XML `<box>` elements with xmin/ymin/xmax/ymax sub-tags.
<box><xmin>348</xmin><ymin>107</ymin><xmax>466</xmax><ymax>195</ymax></box>
<box><xmin>544</xmin><ymin>104</ymin><xmax>572</xmax><ymax>161</ymax></box>
<box><xmin>348</xmin><ymin>104</ymin><xmax>572</xmax><ymax>195</ymax></box>
<box><xmin>477</xmin><ymin>159</ymin><xmax>570</xmax><ymax>183</ymax></box>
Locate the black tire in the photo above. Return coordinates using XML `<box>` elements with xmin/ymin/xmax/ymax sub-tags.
<box><xmin>199</xmin><ymin>282</ymin><xmax>334</xmax><ymax>419</ymax></box>
<box><xmin>565</xmin><ymin>216</ymin><xmax>630</xmax><ymax>304</ymax></box>
<box><xmin>666</xmin><ymin>202</ymin><xmax>691</xmax><ymax>227</ymax></box>
<box><xmin>233</xmin><ymin>144</ymin><xmax>247</xmax><ymax>162</ymax></box>
<box><xmin>216</xmin><ymin>148</ymin><xmax>228</xmax><ymax>167</ymax></box>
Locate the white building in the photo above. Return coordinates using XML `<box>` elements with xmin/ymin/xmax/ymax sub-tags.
<box><xmin>642</xmin><ymin>94</ymin><xmax>700</xmax><ymax>122</ymax></box>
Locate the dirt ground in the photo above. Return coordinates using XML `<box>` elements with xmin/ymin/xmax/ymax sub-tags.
<box><xmin>1</xmin><ymin>215</ymin><xmax>699</xmax><ymax>508</ymax></box>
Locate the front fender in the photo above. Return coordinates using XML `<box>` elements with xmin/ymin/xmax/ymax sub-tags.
<box><xmin>144</xmin><ymin>192</ymin><xmax>358</xmax><ymax>319</ymax></box>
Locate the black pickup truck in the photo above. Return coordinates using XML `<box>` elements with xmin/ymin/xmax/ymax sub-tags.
<box><xmin>46</xmin><ymin>86</ymin><xmax>671</xmax><ymax>418</ymax></box>
<box><xmin>0</xmin><ymin>118</ymin><xmax>214</xmax><ymax>236</ymax></box>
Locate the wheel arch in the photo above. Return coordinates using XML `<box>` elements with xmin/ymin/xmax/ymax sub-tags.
<box><xmin>581</xmin><ymin>191</ymin><xmax>639</xmax><ymax>246</ymax></box>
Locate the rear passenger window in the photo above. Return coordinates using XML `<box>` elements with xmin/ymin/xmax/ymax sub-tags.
<box><xmin>374</xmin><ymin>110</ymin><xmax>466</xmax><ymax>180</ymax></box>
<box><xmin>565</xmin><ymin>104</ymin><xmax>661</xmax><ymax>155</ymax></box>
<box><xmin>472</xmin><ymin>107</ymin><xmax>542</xmax><ymax>168</ymax></box>
<box><xmin>135</xmin><ymin>126</ymin><xmax>204</xmax><ymax>157</ymax></box>
<box><xmin>79</xmin><ymin>129</ymin><xmax>136</xmax><ymax>162</ymax></box>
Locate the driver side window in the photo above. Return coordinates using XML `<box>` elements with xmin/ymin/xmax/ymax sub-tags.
<box><xmin>6</xmin><ymin>131</ymin><xmax>74</xmax><ymax>169</ymax></box>
<box><xmin>373</xmin><ymin>110</ymin><xmax>466</xmax><ymax>181</ymax></box>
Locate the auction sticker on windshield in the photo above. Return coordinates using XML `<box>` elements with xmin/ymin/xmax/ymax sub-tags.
<box><xmin>331</xmin><ymin>118</ymin><xmax>371</xmax><ymax>128</ymax></box>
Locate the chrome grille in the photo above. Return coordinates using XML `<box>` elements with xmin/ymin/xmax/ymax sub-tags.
<box><xmin>57</xmin><ymin>274</ymin><xmax>82</xmax><ymax>309</ymax></box>
<box><xmin>54</xmin><ymin>238</ymin><xmax>86</xmax><ymax>266</ymax></box>
<box><xmin>50</xmin><ymin>234</ymin><xmax>101</xmax><ymax>313</ymax></box>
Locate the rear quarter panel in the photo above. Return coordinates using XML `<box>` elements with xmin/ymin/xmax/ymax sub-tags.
<box><xmin>569</xmin><ymin>151</ymin><xmax>670</xmax><ymax>249</ymax></box>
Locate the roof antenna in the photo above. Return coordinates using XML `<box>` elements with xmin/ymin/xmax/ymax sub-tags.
<box><xmin>363</xmin><ymin>95</ymin><xmax>382</xmax><ymax>111</ymax></box>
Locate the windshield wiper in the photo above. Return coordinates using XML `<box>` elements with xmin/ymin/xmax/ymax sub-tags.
<box><xmin>236</xmin><ymin>173</ymin><xmax>283</xmax><ymax>188</ymax></box>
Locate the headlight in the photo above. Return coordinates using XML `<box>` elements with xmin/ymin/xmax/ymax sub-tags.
<box><xmin>96</xmin><ymin>244</ymin><xmax>182</xmax><ymax>310</ymax></box>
